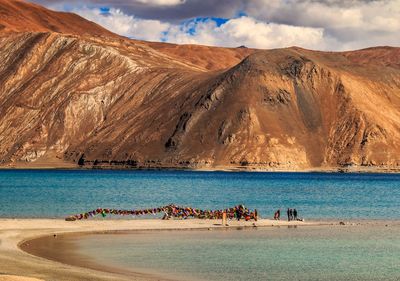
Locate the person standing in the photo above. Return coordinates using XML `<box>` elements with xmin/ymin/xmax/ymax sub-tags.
<box><xmin>289</xmin><ymin>208</ymin><xmax>293</xmax><ymax>221</ymax></box>
<box><xmin>287</xmin><ymin>208</ymin><xmax>290</xmax><ymax>221</ymax></box>
<box><xmin>293</xmin><ymin>209</ymin><xmax>298</xmax><ymax>221</ymax></box>
<box><xmin>277</xmin><ymin>209</ymin><xmax>280</xmax><ymax>220</ymax></box>
<box><xmin>236</xmin><ymin>206</ymin><xmax>241</xmax><ymax>221</ymax></box>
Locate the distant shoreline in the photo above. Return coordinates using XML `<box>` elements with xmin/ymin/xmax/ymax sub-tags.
<box><xmin>1</xmin><ymin>165</ymin><xmax>400</xmax><ymax>173</ymax></box>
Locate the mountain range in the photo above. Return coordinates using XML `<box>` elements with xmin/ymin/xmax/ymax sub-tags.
<box><xmin>1</xmin><ymin>0</ymin><xmax>400</xmax><ymax>171</ymax></box>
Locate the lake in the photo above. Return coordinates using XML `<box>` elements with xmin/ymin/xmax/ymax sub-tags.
<box><xmin>24</xmin><ymin>225</ymin><xmax>400</xmax><ymax>281</ymax></box>
<box><xmin>1</xmin><ymin>170</ymin><xmax>399</xmax><ymax>219</ymax></box>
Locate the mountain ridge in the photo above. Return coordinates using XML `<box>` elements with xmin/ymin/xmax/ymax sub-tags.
<box><xmin>0</xmin><ymin>0</ymin><xmax>399</xmax><ymax>172</ymax></box>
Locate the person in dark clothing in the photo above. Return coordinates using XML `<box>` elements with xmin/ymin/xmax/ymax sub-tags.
<box><xmin>274</xmin><ymin>210</ymin><xmax>278</xmax><ymax>220</ymax></box>
<box><xmin>287</xmin><ymin>208</ymin><xmax>290</xmax><ymax>221</ymax></box>
<box><xmin>293</xmin><ymin>209</ymin><xmax>298</xmax><ymax>220</ymax></box>
<box><xmin>289</xmin><ymin>209</ymin><xmax>293</xmax><ymax>221</ymax></box>
<box><xmin>236</xmin><ymin>207</ymin><xmax>241</xmax><ymax>221</ymax></box>
<box><xmin>277</xmin><ymin>209</ymin><xmax>280</xmax><ymax>220</ymax></box>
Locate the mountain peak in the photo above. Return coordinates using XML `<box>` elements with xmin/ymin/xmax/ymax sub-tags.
<box><xmin>0</xmin><ymin>0</ymin><xmax>399</xmax><ymax>171</ymax></box>
<box><xmin>0</xmin><ymin>0</ymin><xmax>119</xmax><ymax>38</ymax></box>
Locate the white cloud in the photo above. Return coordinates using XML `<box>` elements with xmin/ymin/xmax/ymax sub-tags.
<box><xmin>165</xmin><ymin>17</ymin><xmax>325</xmax><ymax>49</ymax></box>
<box><xmin>72</xmin><ymin>8</ymin><xmax>325</xmax><ymax>49</ymax></box>
<box><xmin>67</xmin><ymin>0</ymin><xmax>400</xmax><ymax>51</ymax></box>
<box><xmin>245</xmin><ymin>0</ymin><xmax>400</xmax><ymax>50</ymax></box>
<box><xmin>134</xmin><ymin>0</ymin><xmax>185</xmax><ymax>6</ymax></box>
<box><xmin>75</xmin><ymin>7</ymin><xmax>169</xmax><ymax>41</ymax></box>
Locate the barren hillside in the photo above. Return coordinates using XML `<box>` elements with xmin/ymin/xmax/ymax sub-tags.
<box><xmin>0</xmin><ymin>0</ymin><xmax>399</xmax><ymax>171</ymax></box>
<box><xmin>0</xmin><ymin>0</ymin><xmax>118</xmax><ymax>38</ymax></box>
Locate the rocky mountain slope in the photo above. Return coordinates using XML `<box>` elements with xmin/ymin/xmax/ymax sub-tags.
<box><xmin>0</xmin><ymin>0</ymin><xmax>252</xmax><ymax>72</ymax></box>
<box><xmin>0</xmin><ymin>0</ymin><xmax>399</xmax><ymax>171</ymax></box>
<box><xmin>0</xmin><ymin>0</ymin><xmax>118</xmax><ymax>38</ymax></box>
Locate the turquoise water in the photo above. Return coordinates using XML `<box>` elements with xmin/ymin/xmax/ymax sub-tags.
<box><xmin>69</xmin><ymin>226</ymin><xmax>400</xmax><ymax>281</ymax></box>
<box><xmin>0</xmin><ymin>170</ymin><xmax>399</xmax><ymax>219</ymax></box>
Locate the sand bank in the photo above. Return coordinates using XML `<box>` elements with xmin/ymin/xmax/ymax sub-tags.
<box><xmin>0</xmin><ymin>218</ymin><xmax>379</xmax><ymax>281</ymax></box>
<box><xmin>0</xmin><ymin>276</ymin><xmax>44</xmax><ymax>281</ymax></box>
<box><xmin>1</xmin><ymin>219</ymin><xmax>323</xmax><ymax>281</ymax></box>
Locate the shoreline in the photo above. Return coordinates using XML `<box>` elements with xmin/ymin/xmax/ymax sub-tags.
<box><xmin>1</xmin><ymin>166</ymin><xmax>400</xmax><ymax>173</ymax></box>
<box><xmin>1</xmin><ymin>219</ymin><xmax>399</xmax><ymax>281</ymax></box>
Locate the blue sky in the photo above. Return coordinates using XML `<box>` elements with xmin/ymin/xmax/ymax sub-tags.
<box><xmin>31</xmin><ymin>0</ymin><xmax>400</xmax><ymax>50</ymax></box>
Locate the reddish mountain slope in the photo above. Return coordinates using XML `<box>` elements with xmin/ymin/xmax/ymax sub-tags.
<box><xmin>145</xmin><ymin>42</ymin><xmax>254</xmax><ymax>71</ymax></box>
<box><xmin>0</xmin><ymin>0</ymin><xmax>118</xmax><ymax>38</ymax></box>
<box><xmin>0</xmin><ymin>0</ymin><xmax>252</xmax><ymax>71</ymax></box>
<box><xmin>0</xmin><ymin>1</ymin><xmax>399</xmax><ymax>171</ymax></box>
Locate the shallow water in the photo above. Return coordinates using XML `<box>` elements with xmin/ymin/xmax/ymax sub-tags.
<box><xmin>36</xmin><ymin>225</ymin><xmax>400</xmax><ymax>281</ymax></box>
<box><xmin>1</xmin><ymin>170</ymin><xmax>400</xmax><ymax>219</ymax></box>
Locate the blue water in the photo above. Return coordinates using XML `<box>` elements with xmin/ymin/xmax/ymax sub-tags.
<box><xmin>0</xmin><ymin>170</ymin><xmax>399</xmax><ymax>219</ymax></box>
<box><xmin>72</xmin><ymin>226</ymin><xmax>400</xmax><ymax>281</ymax></box>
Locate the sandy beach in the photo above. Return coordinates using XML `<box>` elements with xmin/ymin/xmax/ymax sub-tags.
<box><xmin>0</xmin><ymin>218</ymin><xmax>339</xmax><ymax>281</ymax></box>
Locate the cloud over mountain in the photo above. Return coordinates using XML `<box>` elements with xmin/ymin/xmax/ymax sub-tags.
<box><xmin>30</xmin><ymin>0</ymin><xmax>400</xmax><ymax>50</ymax></box>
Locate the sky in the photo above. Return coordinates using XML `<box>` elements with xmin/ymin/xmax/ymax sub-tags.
<box><xmin>31</xmin><ymin>0</ymin><xmax>400</xmax><ymax>51</ymax></box>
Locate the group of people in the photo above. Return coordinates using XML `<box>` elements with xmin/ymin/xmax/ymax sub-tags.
<box><xmin>65</xmin><ymin>204</ymin><xmax>259</xmax><ymax>221</ymax></box>
<box><xmin>163</xmin><ymin>204</ymin><xmax>258</xmax><ymax>221</ymax></box>
<box><xmin>273</xmin><ymin>208</ymin><xmax>299</xmax><ymax>221</ymax></box>
<box><xmin>287</xmin><ymin>208</ymin><xmax>298</xmax><ymax>221</ymax></box>
<box><xmin>65</xmin><ymin>204</ymin><xmax>303</xmax><ymax>223</ymax></box>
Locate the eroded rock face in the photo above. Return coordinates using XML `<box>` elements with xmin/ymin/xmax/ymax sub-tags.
<box><xmin>0</xmin><ymin>1</ymin><xmax>400</xmax><ymax>171</ymax></box>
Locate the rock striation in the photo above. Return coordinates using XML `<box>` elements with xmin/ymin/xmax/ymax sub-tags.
<box><xmin>0</xmin><ymin>0</ymin><xmax>400</xmax><ymax>171</ymax></box>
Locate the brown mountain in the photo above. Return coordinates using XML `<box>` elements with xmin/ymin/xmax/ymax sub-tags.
<box><xmin>0</xmin><ymin>0</ymin><xmax>119</xmax><ymax>37</ymax></box>
<box><xmin>145</xmin><ymin>42</ymin><xmax>254</xmax><ymax>71</ymax></box>
<box><xmin>0</xmin><ymin>1</ymin><xmax>399</xmax><ymax>171</ymax></box>
<box><xmin>0</xmin><ymin>0</ymin><xmax>252</xmax><ymax>71</ymax></box>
